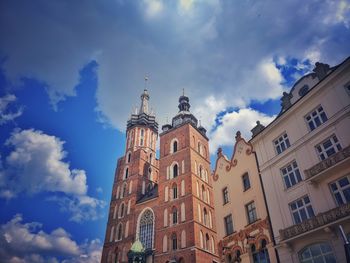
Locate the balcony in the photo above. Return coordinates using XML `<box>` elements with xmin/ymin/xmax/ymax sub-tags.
<box><xmin>304</xmin><ymin>145</ymin><xmax>350</xmax><ymax>183</ymax></box>
<box><xmin>279</xmin><ymin>203</ymin><xmax>350</xmax><ymax>241</ymax></box>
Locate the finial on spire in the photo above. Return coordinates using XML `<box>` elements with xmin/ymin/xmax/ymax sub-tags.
<box><xmin>182</xmin><ymin>88</ymin><xmax>185</xmax><ymax>96</ymax></box>
<box><xmin>144</xmin><ymin>75</ymin><xmax>149</xmax><ymax>89</ymax></box>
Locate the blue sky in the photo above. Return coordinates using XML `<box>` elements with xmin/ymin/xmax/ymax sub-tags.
<box><xmin>0</xmin><ymin>0</ymin><xmax>349</xmax><ymax>262</ymax></box>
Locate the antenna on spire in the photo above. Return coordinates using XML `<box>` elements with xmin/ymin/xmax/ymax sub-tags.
<box><xmin>144</xmin><ymin>75</ymin><xmax>149</xmax><ymax>90</ymax></box>
<box><xmin>182</xmin><ymin>88</ymin><xmax>185</xmax><ymax>96</ymax></box>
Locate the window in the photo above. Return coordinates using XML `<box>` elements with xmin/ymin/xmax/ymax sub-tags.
<box><xmin>172</xmin><ymin>207</ymin><xmax>178</xmax><ymax>225</ymax></box>
<box><xmin>224</xmin><ymin>214</ymin><xmax>234</xmax><ymax>235</ymax></box>
<box><xmin>299</xmin><ymin>243</ymin><xmax>336</xmax><ymax>263</ymax></box>
<box><xmin>246</xmin><ymin>201</ymin><xmax>257</xmax><ymax>224</ymax></box>
<box><xmin>223</xmin><ymin>187</ymin><xmax>229</xmax><ymax>205</ymax></box>
<box><xmin>274</xmin><ymin>133</ymin><xmax>291</xmax><ymax>154</ymax></box>
<box><xmin>242</xmin><ymin>173</ymin><xmax>251</xmax><ymax>191</ymax></box>
<box><xmin>138</xmin><ymin>209</ymin><xmax>154</xmax><ymax>249</ymax></box>
<box><xmin>121</xmin><ymin>183</ymin><xmax>127</xmax><ymax>198</ymax></box>
<box><xmin>205</xmin><ymin>234</ymin><xmax>210</xmax><ymax>251</ymax></box>
<box><xmin>298</xmin><ymin>85</ymin><xmax>309</xmax><ymax>97</ymax></box>
<box><xmin>173</xmin><ymin>140</ymin><xmax>178</xmax><ymax>153</ymax></box>
<box><xmin>116</xmin><ymin>223</ymin><xmax>123</xmax><ymax>241</ymax></box>
<box><xmin>202</xmin><ymin>185</ymin><xmax>207</xmax><ymax>202</ymax></box>
<box><xmin>119</xmin><ymin>203</ymin><xmax>125</xmax><ymax>218</ymax></box>
<box><xmin>290</xmin><ymin>196</ymin><xmax>315</xmax><ymax>224</ymax></box>
<box><xmin>281</xmin><ymin>161</ymin><xmax>302</xmax><ymax>189</ymax></box>
<box><xmin>252</xmin><ymin>239</ymin><xmax>270</xmax><ymax>263</ymax></box>
<box><xmin>316</xmin><ymin>135</ymin><xmax>342</xmax><ymax>160</ymax></box>
<box><xmin>140</xmin><ymin>129</ymin><xmax>144</xmax><ymax>146</ymax></box>
<box><xmin>173</xmin><ymin>164</ymin><xmax>178</xmax><ymax>178</ymax></box>
<box><xmin>127</xmin><ymin>153</ymin><xmax>131</xmax><ymax>163</ymax></box>
<box><xmin>330</xmin><ymin>175</ymin><xmax>350</xmax><ymax>206</ymax></box>
<box><xmin>203</xmin><ymin>208</ymin><xmax>208</xmax><ymax>226</ymax></box>
<box><xmin>305</xmin><ymin>106</ymin><xmax>328</xmax><ymax>131</ymax></box>
<box><xmin>124</xmin><ymin>168</ymin><xmax>129</xmax><ymax>180</ymax></box>
<box><xmin>172</xmin><ymin>233</ymin><xmax>177</xmax><ymax>250</ymax></box>
<box><xmin>172</xmin><ymin>184</ymin><xmax>178</xmax><ymax>200</ymax></box>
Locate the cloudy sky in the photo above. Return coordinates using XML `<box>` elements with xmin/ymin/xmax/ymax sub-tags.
<box><xmin>0</xmin><ymin>0</ymin><xmax>349</xmax><ymax>261</ymax></box>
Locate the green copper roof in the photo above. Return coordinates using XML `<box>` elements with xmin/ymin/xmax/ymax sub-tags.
<box><xmin>130</xmin><ymin>240</ymin><xmax>145</xmax><ymax>253</ymax></box>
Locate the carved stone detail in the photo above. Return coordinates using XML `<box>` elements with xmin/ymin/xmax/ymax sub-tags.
<box><xmin>279</xmin><ymin>203</ymin><xmax>350</xmax><ymax>240</ymax></box>
<box><xmin>305</xmin><ymin>145</ymin><xmax>350</xmax><ymax>179</ymax></box>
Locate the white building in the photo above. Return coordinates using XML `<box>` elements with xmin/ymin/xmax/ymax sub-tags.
<box><xmin>249</xmin><ymin>57</ymin><xmax>350</xmax><ymax>262</ymax></box>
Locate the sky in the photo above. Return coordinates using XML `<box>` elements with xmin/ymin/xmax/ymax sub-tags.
<box><xmin>0</xmin><ymin>0</ymin><xmax>349</xmax><ymax>262</ymax></box>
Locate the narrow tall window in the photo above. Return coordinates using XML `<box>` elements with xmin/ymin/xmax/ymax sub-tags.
<box><xmin>242</xmin><ymin>173</ymin><xmax>251</xmax><ymax>191</ymax></box>
<box><xmin>127</xmin><ymin>153</ymin><xmax>131</xmax><ymax>163</ymax></box>
<box><xmin>117</xmin><ymin>223</ymin><xmax>123</xmax><ymax>241</ymax></box>
<box><xmin>305</xmin><ymin>105</ymin><xmax>328</xmax><ymax>131</ymax></box>
<box><xmin>224</xmin><ymin>214</ymin><xmax>234</xmax><ymax>235</ymax></box>
<box><xmin>172</xmin><ymin>184</ymin><xmax>178</xmax><ymax>200</ymax></box>
<box><xmin>290</xmin><ymin>196</ymin><xmax>314</xmax><ymax>224</ymax></box>
<box><xmin>203</xmin><ymin>208</ymin><xmax>208</xmax><ymax>226</ymax></box>
<box><xmin>124</xmin><ymin>168</ymin><xmax>129</xmax><ymax>180</ymax></box>
<box><xmin>330</xmin><ymin>175</ymin><xmax>350</xmax><ymax>206</ymax></box>
<box><xmin>223</xmin><ymin>187</ymin><xmax>229</xmax><ymax>205</ymax></box>
<box><xmin>140</xmin><ymin>129</ymin><xmax>144</xmax><ymax>146</ymax></box>
<box><xmin>172</xmin><ymin>207</ymin><xmax>178</xmax><ymax>225</ymax></box>
<box><xmin>173</xmin><ymin>164</ymin><xmax>178</xmax><ymax>178</ymax></box>
<box><xmin>172</xmin><ymin>233</ymin><xmax>177</xmax><ymax>250</ymax></box>
<box><xmin>173</xmin><ymin>140</ymin><xmax>178</xmax><ymax>153</ymax></box>
<box><xmin>316</xmin><ymin>135</ymin><xmax>342</xmax><ymax>160</ymax></box>
<box><xmin>281</xmin><ymin>161</ymin><xmax>302</xmax><ymax>189</ymax></box>
<box><xmin>246</xmin><ymin>201</ymin><xmax>257</xmax><ymax>224</ymax></box>
<box><xmin>274</xmin><ymin>133</ymin><xmax>291</xmax><ymax>154</ymax></box>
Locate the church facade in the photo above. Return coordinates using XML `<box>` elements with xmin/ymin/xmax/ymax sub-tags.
<box><xmin>101</xmin><ymin>90</ymin><xmax>220</xmax><ymax>263</ymax></box>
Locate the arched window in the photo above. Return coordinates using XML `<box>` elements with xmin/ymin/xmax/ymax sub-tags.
<box><xmin>181</xmin><ymin>230</ymin><xmax>186</xmax><ymax>248</ymax></box>
<box><xmin>173</xmin><ymin>164</ymin><xmax>178</xmax><ymax>178</ymax></box>
<box><xmin>124</xmin><ymin>168</ymin><xmax>129</xmax><ymax>180</ymax></box>
<box><xmin>199</xmin><ymin>231</ymin><xmax>204</xmax><ymax>249</ymax></box>
<box><xmin>116</xmin><ymin>223</ymin><xmax>123</xmax><ymax>241</ymax></box>
<box><xmin>119</xmin><ymin>203</ymin><xmax>125</xmax><ymax>218</ymax></box>
<box><xmin>148</xmin><ymin>168</ymin><xmax>152</xmax><ymax>181</ymax></box>
<box><xmin>181</xmin><ymin>180</ymin><xmax>185</xmax><ymax>196</ymax></box>
<box><xmin>127</xmin><ymin>153</ymin><xmax>131</xmax><ymax>163</ymax></box>
<box><xmin>172</xmin><ymin>140</ymin><xmax>178</xmax><ymax>153</ymax></box>
<box><xmin>121</xmin><ymin>183</ymin><xmax>127</xmax><ymax>198</ymax></box>
<box><xmin>138</xmin><ymin>209</ymin><xmax>154</xmax><ymax>250</ymax></box>
<box><xmin>205</xmin><ymin>234</ymin><xmax>210</xmax><ymax>251</ymax></box>
<box><xmin>164</xmin><ymin>209</ymin><xmax>168</xmax><ymax>227</ymax></box>
<box><xmin>211</xmin><ymin>236</ymin><xmax>215</xmax><ymax>253</ymax></box>
<box><xmin>163</xmin><ymin>235</ymin><xmax>168</xmax><ymax>252</ymax></box>
<box><xmin>149</xmin><ymin>153</ymin><xmax>152</xmax><ymax>164</ymax></box>
<box><xmin>172</xmin><ymin>183</ymin><xmax>178</xmax><ymax>200</ymax></box>
<box><xmin>172</xmin><ymin>233</ymin><xmax>177</xmax><ymax>250</ymax></box>
<box><xmin>165</xmin><ymin>186</ymin><xmax>169</xmax><ymax>202</ymax></box>
<box><xmin>202</xmin><ymin>185</ymin><xmax>206</xmax><ymax>202</ymax></box>
<box><xmin>252</xmin><ymin>239</ymin><xmax>270</xmax><ymax>263</ymax></box>
<box><xmin>299</xmin><ymin>85</ymin><xmax>309</xmax><ymax>97</ymax></box>
<box><xmin>203</xmin><ymin>208</ymin><xmax>208</xmax><ymax>227</ymax></box>
<box><xmin>109</xmin><ymin>226</ymin><xmax>114</xmax><ymax>242</ymax></box>
<box><xmin>140</xmin><ymin>129</ymin><xmax>144</xmax><ymax>146</ymax></box>
<box><xmin>181</xmin><ymin>202</ymin><xmax>186</xmax><ymax>222</ymax></box>
<box><xmin>172</xmin><ymin>207</ymin><xmax>178</xmax><ymax>225</ymax></box>
<box><xmin>299</xmin><ymin>242</ymin><xmax>335</xmax><ymax>263</ymax></box>
<box><xmin>199</xmin><ymin>165</ymin><xmax>203</xmax><ymax>179</ymax></box>
<box><xmin>113</xmin><ymin>205</ymin><xmax>117</xmax><ymax>219</ymax></box>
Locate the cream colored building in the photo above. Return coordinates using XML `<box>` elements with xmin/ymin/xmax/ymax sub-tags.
<box><xmin>212</xmin><ymin>132</ymin><xmax>278</xmax><ymax>263</ymax></box>
<box><xmin>249</xmin><ymin>57</ymin><xmax>350</xmax><ymax>262</ymax></box>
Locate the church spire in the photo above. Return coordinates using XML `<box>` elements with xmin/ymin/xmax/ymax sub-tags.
<box><xmin>140</xmin><ymin>89</ymin><xmax>150</xmax><ymax>114</ymax></box>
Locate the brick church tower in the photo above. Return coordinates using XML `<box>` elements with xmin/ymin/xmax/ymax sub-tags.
<box><xmin>101</xmin><ymin>89</ymin><xmax>219</xmax><ymax>263</ymax></box>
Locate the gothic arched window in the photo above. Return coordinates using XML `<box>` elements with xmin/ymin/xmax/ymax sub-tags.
<box><xmin>127</xmin><ymin>153</ymin><xmax>131</xmax><ymax>163</ymax></box>
<box><xmin>172</xmin><ymin>183</ymin><xmax>178</xmax><ymax>200</ymax></box>
<box><xmin>116</xmin><ymin>223</ymin><xmax>123</xmax><ymax>241</ymax></box>
<box><xmin>173</xmin><ymin>140</ymin><xmax>178</xmax><ymax>153</ymax></box>
<box><xmin>173</xmin><ymin>164</ymin><xmax>178</xmax><ymax>178</ymax></box>
<box><xmin>172</xmin><ymin>207</ymin><xmax>178</xmax><ymax>225</ymax></box>
<box><xmin>172</xmin><ymin>233</ymin><xmax>177</xmax><ymax>250</ymax></box>
<box><xmin>124</xmin><ymin>168</ymin><xmax>129</xmax><ymax>180</ymax></box>
<box><xmin>138</xmin><ymin>209</ymin><xmax>154</xmax><ymax>250</ymax></box>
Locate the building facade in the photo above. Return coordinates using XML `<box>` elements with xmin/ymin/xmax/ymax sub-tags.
<box><xmin>249</xmin><ymin>57</ymin><xmax>350</xmax><ymax>262</ymax></box>
<box><xmin>212</xmin><ymin>132</ymin><xmax>278</xmax><ymax>263</ymax></box>
<box><xmin>101</xmin><ymin>90</ymin><xmax>220</xmax><ymax>263</ymax></box>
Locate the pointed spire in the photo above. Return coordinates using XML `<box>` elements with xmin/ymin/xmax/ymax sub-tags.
<box><xmin>140</xmin><ymin>89</ymin><xmax>150</xmax><ymax>114</ymax></box>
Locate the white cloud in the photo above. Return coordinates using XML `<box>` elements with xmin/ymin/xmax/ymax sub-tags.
<box><xmin>0</xmin><ymin>214</ymin><xmax>102</xmax><ymax>263</ymax></box>
<box><xmin>0</xmin><ymin>94</ymin><xmax>23</xmax><ymax>125</ymax></box>
<box><xmin>209</xmin><ymin>108</ymin><xmax>276</xmax><ymax>153</ymax></box>
<box><xmin>0</xmin><ymin>129</ymin><xmax>105</xmax><ymax>221</ymax></box>
<box><xmin>0</xmin><ymin>1</ymin><xmax>349</xmax><ymax>132</ymax></box>
<box><xmin>2</xmin><ymin>129</ymin><xmax>87</xmax><ymax>197</ymax></box>
<box><xmin>143</xmin><ymin>0</ymin><xmax>163</xmax><ymax>18</ymax></box>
